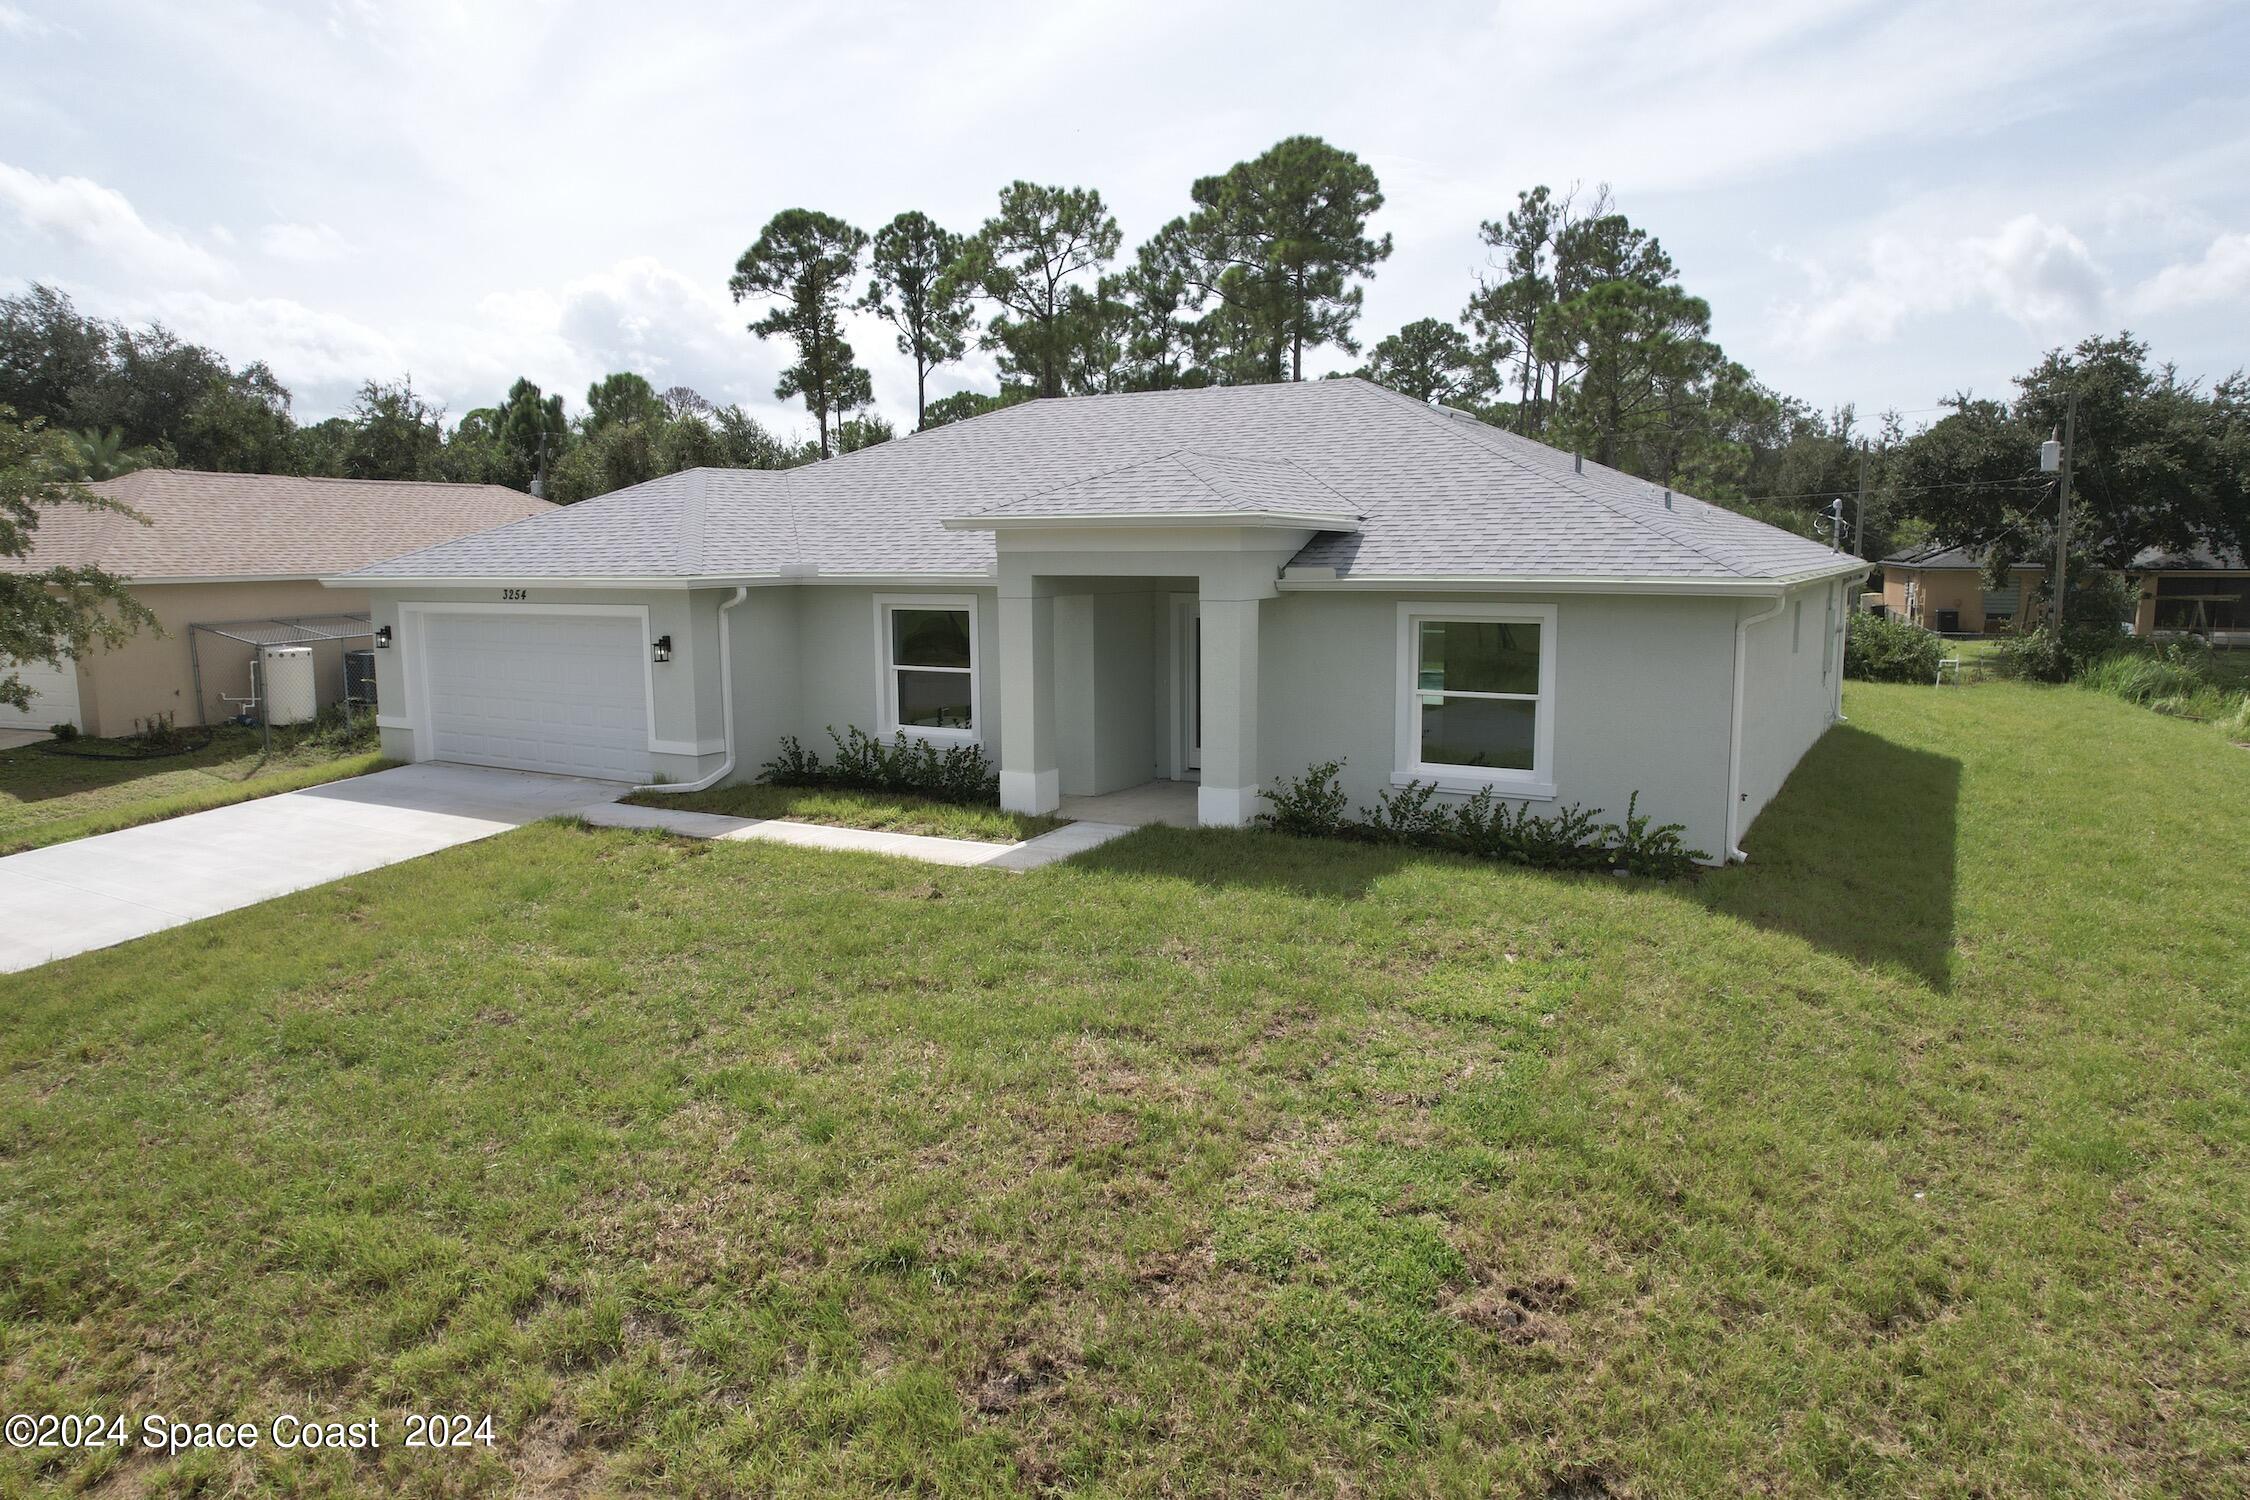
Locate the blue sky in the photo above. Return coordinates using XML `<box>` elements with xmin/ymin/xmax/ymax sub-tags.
<box><xmin>3</xmin><ymin>0</ymin><xmax>2245</xmax><ymax>443</ymax></box>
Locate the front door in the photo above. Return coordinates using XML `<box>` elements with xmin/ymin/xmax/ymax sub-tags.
<box><xmin>1173</xmin><ymin>597</ymin><xmax>1200</xmax><ymax>773</ymax></box>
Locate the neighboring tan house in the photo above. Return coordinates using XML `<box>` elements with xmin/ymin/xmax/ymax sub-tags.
<box><xmin>333</xmin><ymin>379</ymin><xmax>1868</xmax><ymax>863</ymax></box>
<box><xmin>1</xmin><ymin>471</ymin><xmax>552</xmax><ymax>735</ymax></box>
<box><xmin>1879</xmin><ymin>544</ymin><xmax>2044</xmax><ymax>634</ymax></box>
<box><xmin>2128</xmin><ymin>544</ymin><xmax>2249</xmax><ymax>643</ymax></box>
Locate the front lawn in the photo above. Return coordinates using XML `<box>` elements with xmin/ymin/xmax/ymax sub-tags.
<box><xmin>626</xmin><ymin>781</ymin><xmax>1067</xmax><ymax>843</ymax></box>
<box><xmin>0</xmin><ymin>725</ymin><xmax>390</xmax><ymax>855</ymax></box>
<box><xmin>3</xmin><ymin>684</ymin><xmax>2243</xmax><ymax>1496</ymax></box>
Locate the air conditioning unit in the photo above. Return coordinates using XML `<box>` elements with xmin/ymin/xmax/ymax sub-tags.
<box><xmin>261</xmin><ymin>645</ymin><xmax>317</xmax><ymax>726</ymax></box>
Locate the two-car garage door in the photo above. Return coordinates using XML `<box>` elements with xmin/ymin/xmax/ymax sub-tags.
<box><xmin>421</xmin><ymin>611</ymin><xmax>651</xmax><ymax>783</ymax></box>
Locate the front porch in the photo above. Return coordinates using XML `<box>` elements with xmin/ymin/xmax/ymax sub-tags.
<box><xmin>991</xmin><ymin>552</ymin><xmax>1288</xmax><ymax>830</ymax></box>
<box><xmin>1058</xmin><ymin>778</ymin><xmax>1201</xmax><ymax>828</ymax></box>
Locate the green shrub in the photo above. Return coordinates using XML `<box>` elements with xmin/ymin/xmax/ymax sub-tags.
<box><xmin>1845</xmin><ymin>614</ymin><xmax>1944</xmax><ymax>684</ymax></box>
<box><xmin>2076</xmin><ymin>649</ymin><xmax>2210</xmax><ymax>706</ymax></box>
<box><xmin>1359</xmin><ymin>779</ymin><xmax>1449</xmax><ymax>843</ymax></box>
<box><xmin>47</xmin><ymin>722</ymin><xmax>77</xmax><ymax>741</ymax></box>
<box><xmin>1257</xmin><ymin>764</ymin><xmax>1709</xmax><ymax>879</ymax></box>
<box><xmin>1260</xmin><ymin>760</ymin><xmax>1348</xmax><ymax>838</ymax></box>
<box><xmin>1992</xmin><ymin>623</ymin><xmax>2133</xmax><ymax>683</ymax></box>
<box><xmin>758</xmin><ymin>726</ymin><xmax>1000</xmax><ymax>805</ymax></box>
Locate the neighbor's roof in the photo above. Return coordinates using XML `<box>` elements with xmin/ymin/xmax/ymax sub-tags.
<box><xmin>3</xmin><ymin>470</ymin><xmax>554</xmax><ymax>581</ymax></box>
<box><xmin>344</xmin><ymin>379</ymin><xmax>1865</xmax><ymax>590</ymax></box>
<box><xmin>2129</xmin><ymin>543</ymin><xmax>2246</xmax><ymax>571</ymax></box>
<box><xmin>1882</xmin><ymin>543</ymin><xmax>2046</xmax><ymax>571</ymax></box>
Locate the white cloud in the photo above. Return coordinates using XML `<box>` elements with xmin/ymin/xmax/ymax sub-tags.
<box><xmin>1772</xmin><ymin>214</ymin><xmax>2108</xmax><ymax>352</ymax></box>
<box><xmin>0</xmin><ymin>161</ymin><xmax>227</xmax><ymax>285</ymax></box>
<box><xmin>258</xmin><ymin>220</ymin><xmax>346</xmax><ymax>263</ymax></box>
<box><xmin>2128</xmin><ymin>232</ymin><xmax>2250</xmax><ymax>314</ymax></box>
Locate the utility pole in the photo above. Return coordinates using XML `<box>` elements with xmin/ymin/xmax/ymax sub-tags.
<box><xmin>2052</xmin><ymin>393</ymin><xmax>2076</xmax><ymax>628</ymax></box>
<box><xmin>1854</xmin><ymin>444</ymin><xmax>1869</xmax><ymax>559</ymax></box>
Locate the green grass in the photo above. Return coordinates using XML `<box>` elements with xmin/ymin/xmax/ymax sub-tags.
<box><xmin>3</xmin><ymin>684</ymin><xmax>2244</xmax><ymax>1496</ymax></box>
<box><xmin>626</xmin><ymin>781</ymin><xmax>1068</xmax><ymax>843</ymax></box>
<box><xmin>0</xmin><ymin>725</ymin><xmax>391</xmax><ymax>855</ymax></box>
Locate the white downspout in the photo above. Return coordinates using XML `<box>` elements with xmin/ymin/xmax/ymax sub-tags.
<box><xmin>637</xmin><ymin>586</ymin><xmax>750</xmax><ymax>795</ymax></box>
<box><xmin>1725</xmin><ymin>591</ymin><xmax>1787</xmax><ymax>863</ymax></box>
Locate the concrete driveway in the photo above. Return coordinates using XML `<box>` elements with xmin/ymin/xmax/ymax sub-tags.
<box><xmin>0</xmin><ymin>763</ymin><xmax>626</xmax><ymax>974</ymax></box>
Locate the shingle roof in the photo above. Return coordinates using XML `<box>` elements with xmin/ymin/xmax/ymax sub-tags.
<box><xmin>2</xmin><ymin>470</ymin><xmax>553</xmax><ymax>580</ymax></box>
<box><xmin>1882</xmin><ymin>543</ymin><xmax>2045</xmax><ymax>571</ymax></box>
<box><xmin>968</xmin><ymin>449</ymin><xmax>1362</xmax><ymax>522</ymax></box>
<box><xmin>2129</xmin><ymin>543</ymin><xmax>2246</xmax><ymax>571</ymax></box>
<box><xmin>345</xmin><ymin>378</ymin><xmax>1863</xmax><ymax>586</ymax></box>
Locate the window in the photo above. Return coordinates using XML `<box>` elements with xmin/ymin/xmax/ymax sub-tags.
<box><xmin>877</xmin><ymin>595</ymin><xmax>977</xmax><ymax>739</ymax></box>
<box><xmin>1395</xmin><ymin>602</ymin><xmax>1556</xmax><ymax>797</ymax></box>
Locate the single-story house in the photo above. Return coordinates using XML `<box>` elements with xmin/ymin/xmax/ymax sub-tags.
<box><xmin>2128</xmin><ymin>544</ymin><xmax>2248</xmax><ymax>643</ymax></box>
<box><xmin>1</xmin><ymin>470</ymin><xmax>553</xmax><ymax>735</ymax></box>
<box><xmin>334</xmin><ymin>379</ymin><xmax>1868</xmax><ymax>861</ymax></box>
<box><xmin>1878</xmin><ymin>544</ymin><xmax>2044</xmax><ymax>634</ymax></box>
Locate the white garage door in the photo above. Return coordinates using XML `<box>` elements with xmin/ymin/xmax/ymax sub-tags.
<box><xmin>0</xmin><ymin>654</ymin><xmax>80</xmax><ymax>731</ymax></box>
<box><xmin>421</xmin><ymin>611</ymin><xmax>650</xmax><ymax>782</ymax></box>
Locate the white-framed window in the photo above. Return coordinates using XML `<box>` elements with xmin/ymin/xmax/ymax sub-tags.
<box><xmin>1394</xmin><ymin>601</ymin><xmax>1557</xmax><ymax>798</ymax></box>
<box><xmin>875</xmin><ymin>594</ymin><xmax>978</xmax><ymax>741</ymax></box>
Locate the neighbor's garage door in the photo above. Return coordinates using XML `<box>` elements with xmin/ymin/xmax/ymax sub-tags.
<box><xmin>421</xmin><ymin>612</ymin><xmax>650</xmax><ymax>782</ymax></box>
<box><xmin>0</xmin><ymin>654</ymin><xmax>80</xmax><ymax>731</ymax></box>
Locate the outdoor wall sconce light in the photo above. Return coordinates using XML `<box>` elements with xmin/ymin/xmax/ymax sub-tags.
<box><xmin>652</xmin><ymin>634</ymin><xmax>673</xmax><ymax>663</ymax></box>
<box><xmin>374</xmin><ymin>625</ymin><xmax>393</xmax><ymax>648</ymax></box>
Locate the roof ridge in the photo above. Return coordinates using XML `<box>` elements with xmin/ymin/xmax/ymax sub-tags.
<box><xmin>102</xmin><ymin>469</ymin><xmax>536</xmax><ymax>495</ymax></box>
<box><xmin>971</xmin><ymin>446</ymin><xmax>1188</xmax><ymax>515</ymax></box>
<box><xmin>1344</xmin><ymin>379</ymin><xmax>1761</xmax><ymax>579</ymax></box>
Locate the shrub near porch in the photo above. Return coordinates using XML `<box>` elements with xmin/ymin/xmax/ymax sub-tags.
<box><xmin>1</xmin><ymin>683</ymin><xmax>2244</xmax><ymax>1495</ymax></box>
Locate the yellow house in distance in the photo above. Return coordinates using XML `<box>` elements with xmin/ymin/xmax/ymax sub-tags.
<box><xmin>1878</xmin><ymin>545</ymin><xmax>2045</xmax><ymax>635</ymax></box>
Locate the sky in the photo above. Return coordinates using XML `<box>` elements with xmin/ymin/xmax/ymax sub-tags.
<box><xmin>3</xmin><ymin>0</ymin><xmax>2246</xmax><ymax>445</ymax></box>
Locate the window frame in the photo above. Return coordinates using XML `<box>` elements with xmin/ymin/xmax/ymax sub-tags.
<box><xmin>1393</xmin><ymin>601</ymin><xmax>1558</xmax><ymax>799</ymax></box>
<box><xmin>874</xmin><ymin>593</ymin><xmax>981</xmax><ymax>744</ymax></box>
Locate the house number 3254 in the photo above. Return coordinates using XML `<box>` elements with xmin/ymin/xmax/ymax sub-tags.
<box><xmin>501</xmin><ymin>588</ymin><xmax>528</xmax><ymax>601</ymax></box>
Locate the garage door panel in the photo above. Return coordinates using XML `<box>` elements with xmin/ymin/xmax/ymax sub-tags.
<box><xmin>0</xmin><ymin>654</ymin><xmax>80</xmax><ymax>730</ymax></box>
<box><xmin>421</xmin><ymin>612</ymin><xmax>650</xmax><ymax>782</ymax></box>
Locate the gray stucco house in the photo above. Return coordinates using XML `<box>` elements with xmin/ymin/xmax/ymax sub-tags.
<box><xmin>332</xmin><ymin>379</ymin><xmax>1868</xmax><ymax>861</ymax></box>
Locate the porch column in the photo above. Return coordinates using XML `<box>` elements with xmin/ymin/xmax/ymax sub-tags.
<box><xmin>997</xmin><ymin>580</ymin><xmax>1060</xmax><ymax>815</ymax></box>
<box><xmin>1196</xmin><ymin>592</ymin><xmax>1263</xmax><ymax>827</ymax></box>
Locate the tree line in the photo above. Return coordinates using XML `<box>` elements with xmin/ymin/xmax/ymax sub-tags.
<box><xmin>3</xmin><ymin>132</ymin><xmax>2242</xmax><ymax>575</ymax></box>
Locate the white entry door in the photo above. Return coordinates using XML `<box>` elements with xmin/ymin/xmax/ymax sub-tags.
<box><xmin>418</xmin><ymin>611</ymin><xmax>651</xmax><ymax>782</ymax></box>
<box><xmin>0</xmin><ymin>653</ymin><xmax>80</xmax><ymax>731</ymax></box>
<box><xmin>1172</xmin><ymin>597</ymin><xmax>1201</xmax><ymax>773</ymax></box>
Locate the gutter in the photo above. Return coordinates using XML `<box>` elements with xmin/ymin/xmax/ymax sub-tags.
<box><xmin>1724</xmin><ymin>592</ymin><xmax>1789</xmax><ymax>863</ymax></box>
<box><xmin>635</xmin><ymin>586</ymin><xmax>749</xmax><ymax>796</ymax></box>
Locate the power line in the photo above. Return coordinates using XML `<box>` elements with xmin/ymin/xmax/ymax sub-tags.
<box><xmin>1739</xmin><ymin>475</ymin><xmax>2049</xmax><ymax>508</ymax></box>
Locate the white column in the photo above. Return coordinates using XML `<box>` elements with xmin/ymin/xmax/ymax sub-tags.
<box><xmin>1196</xmin><ymin>593</ymin><xmax>1262</xmax><ymax>827</ymax></box>
<box><xmin>997</xmin><ymin>584</ymin><xmax>1059</xmax><ymax>815</ymax></box>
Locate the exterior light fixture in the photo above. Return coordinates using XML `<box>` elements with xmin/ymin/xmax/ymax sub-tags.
<box><xmin>652</xmin><ymin>634</ymin><xmax>673</xmax><ymax>663</ymax></box>
<box><xmin>374</xmin><ymin>625</ymin><xmax>393</xmax><ymax>648</ymax></box>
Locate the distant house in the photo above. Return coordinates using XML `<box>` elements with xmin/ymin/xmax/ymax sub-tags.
<box><xmin>1878</xmin><ymin>545</ymin><xmax>2043</xmax><ymax>634</ymax></box>
<box><xmin>0</xmin><ymin>471</ymin><xmax>553</xmax><ymax>735</ymax></box>
<box><xmin>2128</xmin><ymin>545</ymin><xmax>2248</xmax><ymax>643</ymax></box>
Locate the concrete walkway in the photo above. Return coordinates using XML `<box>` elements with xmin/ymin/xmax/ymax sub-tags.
<box><xmin>0</xmin><ymin>763</ymin><xmax>626</xmax><ymax>974</ymax></box>
<box><xmin>581</xmin><ymin>801</ymin><xmax>1135</xmax><ymax>871</ymax></box>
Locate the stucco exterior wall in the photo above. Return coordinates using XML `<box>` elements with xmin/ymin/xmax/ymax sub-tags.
<box><xmin>1736</xmin><ymin>582</ymin><xmax>1841</xmax><ymax>842</ymax></box>
<box><xmin>74</xmin><ymin>579</ymin><xmax>367</xmax><ymax>737</ymax></box>
<box><xmin>367</xmin><ymin>577</ymin><xmax>1841</xmax><ymax>859</ymax></box>
<box><xmin>1257</xmin><ymin>589</ymin><xmax>1746</xmax><ymax>860</ymax></box>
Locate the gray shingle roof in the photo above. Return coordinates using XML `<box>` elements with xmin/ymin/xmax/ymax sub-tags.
<box><xmin>968</xmin><ymin>449</ymin><xmax>1362</xmax><ymax>521</ymax></box>
<box><xmin>2129</xmin><ymin>543</ymin><xmax>2246</xmax><ymax>571</ymax></box>
<box><xmin>1883</xmin><ymin>543</ymin><xmax>2045</xmax><ymax>571</ymax></box>
<box><xmin>343</xmin><ymin>378</ymin><xmax>1862</xmax><ymax>586</ymax></box>
<box><xmin>3</xmin><ymin>470</ymin><xmax>553</xmax><ymax>579</ymax></box>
